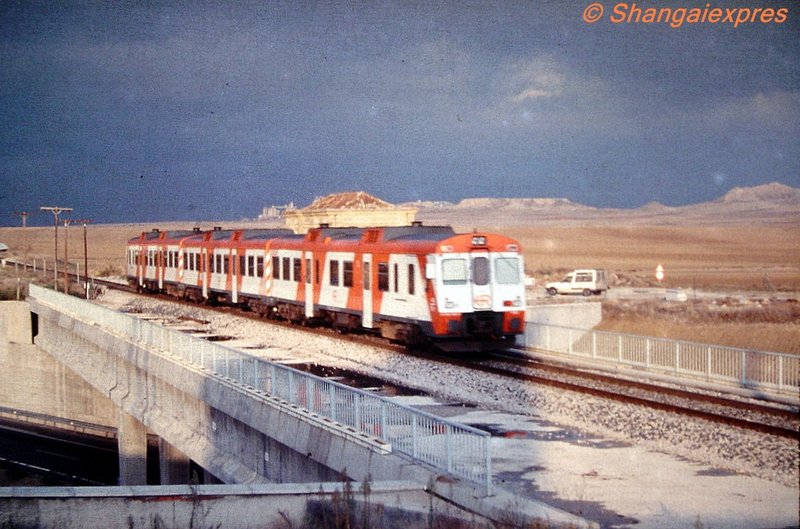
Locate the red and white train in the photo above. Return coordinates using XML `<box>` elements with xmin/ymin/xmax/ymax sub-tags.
<box><xmin>127</xmin><ymin>223</ymin><xmax>527</xmax><ymax>351</ymax></box>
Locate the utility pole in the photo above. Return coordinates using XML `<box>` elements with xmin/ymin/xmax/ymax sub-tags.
<box><xmin>82</xmin><ymin>220</ymin><xmax>91</xmax><ymax>298</ymax></box>
<box><xmin>12</xmin><ymin>211</ymin><xmax>32</xmax><ymax>266</ymax></box>
<box><xmin>65</xmin><ymin>219</ymin><xmax>92</xmax><ymax>297</ymax></box>
<box><xmin>12</xmin><ymin>211</ymin><xmax>30</xmax><ymax>228</ymax></box>
<box><xmin>63</xmin><ymin>219</ymin><xmax>69</xmax><ymax>293</ymax></box>
<box><xmin>40</xmin><ymin>206</ymin><xmax>73</xmax><ymax>290</ymax></box>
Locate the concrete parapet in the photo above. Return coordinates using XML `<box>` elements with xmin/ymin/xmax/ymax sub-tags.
<box><xmin>0</xmin><ymin>482</ymin><xmax>438</xmax><ymax>529</ymax></box>
<box><xmin>522</xmin><ymin>302</ymin><xmax>602</xmax><ymax>350</ymax></box>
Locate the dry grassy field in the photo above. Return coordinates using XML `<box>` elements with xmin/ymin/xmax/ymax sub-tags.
<box><xmin>1</xmin><ymin>222</ymin><xmax>798</xmax><ymax>353</ymax></box>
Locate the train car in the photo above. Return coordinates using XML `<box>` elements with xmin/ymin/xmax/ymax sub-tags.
<box><xmin>264</xmin><ymin>223</ymin><xmax>526</xmax><ymax>351</ymax></box>
<box><xmin>126</xmin><ymin>223</ymin><xmax>527</xmax><ymax>351</ymax></box>
<box><xmin>176</xmin><ymin>227</ymin><xmax>298</xmax><ymax>305</ymax></box>
<box><xmin>127</xmin><ymin>228</ymin><xmax>199</xmax><ymax>292</ymax></box>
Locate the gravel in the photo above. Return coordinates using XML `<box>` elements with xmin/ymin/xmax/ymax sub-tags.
<box><xmin>96</xmin><ymin>289</ymin><xmax>800</xmax><ymax>488</ymax></box>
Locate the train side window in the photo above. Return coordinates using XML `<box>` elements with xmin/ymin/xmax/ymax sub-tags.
<box><xmin>315</xmin><ymin>259</ymin><xmax>320</xmax><ymax>284</ymax></box>
<box><xmin>282</xmin><ymin>257</ymin><xmax>291</xmax><ymax>281</ymax></box>
<box><xmin>378</xmin><ymin>262</ymin><xmax>389</xmax><ymax>292</ymax></box>
<box><xmin>240</xmin><ymin>255</ymin><xmax>246</xmax><ymax>276</ymax></box>
<box><xmin>363</xmin><ymin>261</ymin><xmax>370</xmax><ymax>291</ymax></box>
<box><xmin>408</xmin><ymin>263</ymin><xmax>415</xmax><ymax>295</ymax></box>
<box><xmin>273</xmin><ymin>256</ymin><xmax>280</xmax><ymax>280</ymax></box>
<box><xmin>330</xmin><ymin>259</ymin><xmax>339</xmax><ymax>286</ymax></box>
<box><xmin>305</xmin><ymin>258</ymin><xmax>311</xmax><ymax>284</ymax></box>
<box><xmin>293</xmin><ymin>258</ymin><xmax>301</xmax><ymax>283</ymax></box>
<box><xmin>257</xmin><ymin>256</ymin><xmax>264</xmax><ymax>277</ymax></box>
<box><xmin>343</xmin><ymin>261</ymin><xmax>353</xmax><ymax>287</ymax></box>
<box><xmin>393</xmin><ymin>263</ymin><xmax>399</xmax><ymax>292</ymax></box>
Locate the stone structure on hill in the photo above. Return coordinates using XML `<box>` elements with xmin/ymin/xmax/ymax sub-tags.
<box><xmin>283</xmin><ymin>191</ymin><xmax>417</xmax><ymax>233</ymax></box>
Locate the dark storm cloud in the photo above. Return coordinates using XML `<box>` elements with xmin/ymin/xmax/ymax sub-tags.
<box><xmin>1</xmin><ymin>1</ymin><xmax>798</xmax><ymax>224</ymax></box>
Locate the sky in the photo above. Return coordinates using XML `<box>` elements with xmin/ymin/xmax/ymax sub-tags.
<box><xmin>1</xmin><ymin>1</ymin><xmax>798</xmax><ymax>225</ymax></box>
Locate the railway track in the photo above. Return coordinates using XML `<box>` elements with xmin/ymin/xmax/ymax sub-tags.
<box><xmin>39</xmin><ymin>272</ymin><xmax>800</xmax><ymax>442</ymax></box>
<box><xmin>460</xmin><ymin>351</ymin><xmax>800</xmax><ymax>441</ymax></box>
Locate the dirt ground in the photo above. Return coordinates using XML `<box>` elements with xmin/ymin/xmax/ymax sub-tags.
<box><xmin>1</xmin><ymin>222</ymin><xmax>798</xmax><ymax>353</ymax></box>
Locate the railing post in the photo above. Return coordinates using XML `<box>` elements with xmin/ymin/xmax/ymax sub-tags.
<box><xmin>484</xmin><ymin>436</ymin><xmax>492</xmax><ymax>497</ymax></box>
<box><xmin>445</xmin><ymin>424</ymin><xmax>453</xmax><ymax>473</ymax></box>
<box><xmin>354</xmin><ymin>392</ymin><xmax>362</xmax><ymax>430</ymax></box>
<box><xmin>306</xmin><ymin>378</ymin><xmax>314</xmax><ymax>413</ymax></box>
<box><xmin>741</xmin><ymin>350</ymin><xmax>747</xmax><ymax>386</ymax></box>
<box><xmin>329</xmin><ymin>385</ymin><xmax>337</xmax><ymax>422</ymax></box>
<box><xmin>411</xmin><ymin>415</ymin><xmax>418</xmax><ymax>459</ymax></box>
<box><xmin>645</xmin><ymin>339</ymin><xmax>651</xmax><ymax>368</ymax></box>
<box><xmin>592</xmin><ymin>331</ymin><xmax>597</xmax><ymax>359</ymax></box>
<box><xmin>380</xmin><ymin>401</ymin><xmax>388</xmax><ymax>440</ymax></box>
<box><xmin>568</xmin><ymin>329</ymin><xmax>573</xmax><ymax>354</ymax></box>
<box><xmin>675</xmin><ymin>342</ymin><xmax>681</xmax><ymax>375</ymax></box>
<box><xmin>706</xmin><ymin>346</ymin><xmax>712</xmax><ymax>381</ymax></box>
<box><xmin>618</xmin><ymin>335</ymin><xmax>623</xmax><ymax>363</ymax></box>
<box><xmin>777</xmin><ymin>356</ymin><xmax>784</xmax><ymax>391</ymax></box>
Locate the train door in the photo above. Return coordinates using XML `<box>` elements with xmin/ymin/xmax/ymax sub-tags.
<box><xmin>470</xmin><ymin>251</ymin><xmax>492</xmax><ymax>310</ymax></box>
<box><xmin>201</xmin><ymin>248</ymin><xmax>208</xmax><ymax>299</ymax></box>
<box><xmin>231</xmin><ymin>249</ymin><xmax>238</xmax><ymax>304</ymax></box>
<box><xmin>304</xmin><ymin>251</ymin><xmax>314</xmax><ymax>318</ymax></box>
<box><xmin>362</xmin><ymin>254</ymin><xmax>373</xmax><ymax>328</ymax></box>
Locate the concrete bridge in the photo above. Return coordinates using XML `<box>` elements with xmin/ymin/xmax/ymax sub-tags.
<box><xmin>0</xmin><ymin>284</ymin><xmax>590</xmax><ymax>528</ymax></box>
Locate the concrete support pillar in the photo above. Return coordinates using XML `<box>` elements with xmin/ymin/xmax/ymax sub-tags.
<box><xmin>118</xmin><ymin>411</ymin><xmax>147</xmax><ymax>485</ymax></box>
<box><xmin>159</xmin><ymin>438</ymin><xmax>191</xmax><ymax>485</ymax></box>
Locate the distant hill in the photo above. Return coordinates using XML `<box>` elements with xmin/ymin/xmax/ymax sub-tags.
<box><xmin>411</xmin><ymin>182</ymin><xmax>800</xmax><ymax>227</ymax></box>
<box><xmin>714</xmin><ymin>182</ymin><xmax>800</xmax><ymax>204</ymax></box>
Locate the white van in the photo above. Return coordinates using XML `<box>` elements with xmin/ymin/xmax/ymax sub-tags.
<box><xmin>545</xmin><ymin>269</ymin><xmax>608</xmax><ymax>296</ymax></box>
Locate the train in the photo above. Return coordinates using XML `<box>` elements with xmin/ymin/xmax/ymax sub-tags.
<box><xmin>126</xmin><ymin>222</ymin><xmax>527</xmax><ymax>352</ymax></box>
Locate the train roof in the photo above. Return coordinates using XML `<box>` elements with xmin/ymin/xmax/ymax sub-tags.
<box><xmin>241</xmin><ymin>228</ymin><xmax>295</xmax><ymax>240</ymax></box>
<box><xmin>381</xmin><ymin>225</ymin><xmax>455</xmax><ymax>242</ymax></box>
<box><xmin>306</xmin><ymin>224</ymin><xmax>456</xmax><ymax>244</ymax></box>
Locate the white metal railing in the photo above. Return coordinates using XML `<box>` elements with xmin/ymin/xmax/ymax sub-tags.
<box><xmin>28</xmin><ymin>284</ymin><xmax>492</xmax><ymax>494</ymax></box>
<box><xmin>524</xmin><ymin>321</ymin><xmax>799</xmax><ymax>397</ymax></box>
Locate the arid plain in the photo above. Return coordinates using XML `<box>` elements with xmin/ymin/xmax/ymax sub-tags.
<box><xmin>1</xmin><ymin>183</ymin><xmax>798</xmax><ymax>353</ymax></box>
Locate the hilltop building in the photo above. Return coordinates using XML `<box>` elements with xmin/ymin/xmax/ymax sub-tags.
<box><xmin>283</xmin><ymin>191</ymin><xmax>417</xmax><ymax>233</ymax></box>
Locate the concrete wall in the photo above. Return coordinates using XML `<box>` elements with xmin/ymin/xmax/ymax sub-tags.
<box><xmin>0</xmin><ymin>302</ymin><xmax>118</xmax><ymax>428</ymax></box>
<box><xmin>0</xmin><ymin>482</ymin><xmax>460</xmax><ymax>529</ymax></box>
<box><xmin>521</xmin><ymin>302</ymin><xmax>602</xmax><ymax>350</ymax></box>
